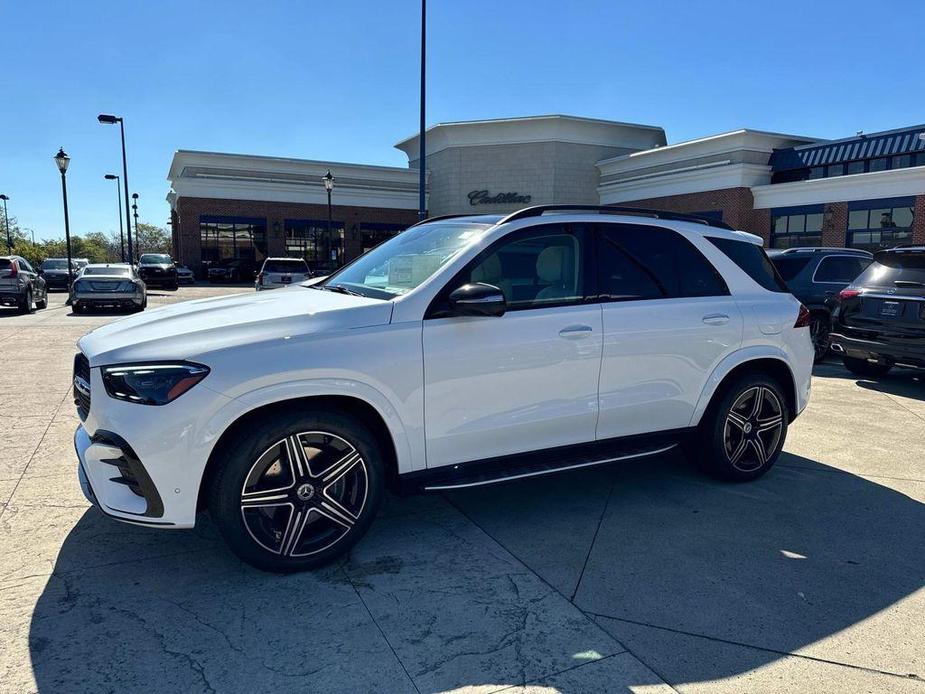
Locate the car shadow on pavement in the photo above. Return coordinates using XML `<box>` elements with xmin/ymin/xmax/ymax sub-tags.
<box><xmin>26</xmin><ymin>451</ymin><xmax>925</xmax><ymax>692</ymax></box>
<box><xmin>814</xmin><ymin>360</ymin><xmax>925</xmax><ymax>401</ymax></box>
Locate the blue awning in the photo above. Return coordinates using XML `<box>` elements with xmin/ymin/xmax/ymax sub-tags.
<box><xmin>770</xmin><ymin>125</ymin><xmax>925</xmax><ymax>171</ymax></box>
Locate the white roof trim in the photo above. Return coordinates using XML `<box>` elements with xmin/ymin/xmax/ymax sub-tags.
<box><xmin>599</xmin><ymin>163</ymin><xmax>772</xmax><ymax>204</ymax></box>
<box><xmin>751</xmin><ymin>166</ymin><xmax>925</xmax><ymax>209</ymax></box>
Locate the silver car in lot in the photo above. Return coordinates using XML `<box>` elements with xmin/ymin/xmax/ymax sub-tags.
<box><xmin>71</xmin><ymin>264</ymin><xmax>147</xmax><ymax>313</ymax></box>
<box><xmin>255</xmin><ymin>257</ymin><xmax>312</xmax><ymax>290</ymax></box>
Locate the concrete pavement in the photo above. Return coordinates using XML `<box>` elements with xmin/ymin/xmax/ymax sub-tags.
<box><xmin>0</xmin><ymin>286</ymin><xmax>922</xmax><ymax>693</ymax></box>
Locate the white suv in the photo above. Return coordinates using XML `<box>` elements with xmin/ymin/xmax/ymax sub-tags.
<box><xmin>73</xmin><ymin>206</ymin><xmax>813</xmax><ymax>572</ymax></box>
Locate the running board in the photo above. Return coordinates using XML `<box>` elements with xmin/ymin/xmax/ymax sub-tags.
<box><xmin>397</xmin><ymin>432</ymin><xmax>687</xmax><ymax>494</ymax></box>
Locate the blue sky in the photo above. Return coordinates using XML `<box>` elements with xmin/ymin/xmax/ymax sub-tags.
<box><xmin>2</xmin><ymin>0</ymin><xmax>923</xmax><ymax>241</ymax></box>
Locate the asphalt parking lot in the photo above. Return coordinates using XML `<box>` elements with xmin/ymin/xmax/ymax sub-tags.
<box><xmin>0</xmin><ymin>285</ymin><xmax>922</xmax><ymax>693</ymax></box>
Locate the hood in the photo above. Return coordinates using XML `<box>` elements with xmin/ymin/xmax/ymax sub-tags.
<box><xmin>77</xmin><ymin>285</ymin><xmax>393</xmax><ymax>366</ymax></box>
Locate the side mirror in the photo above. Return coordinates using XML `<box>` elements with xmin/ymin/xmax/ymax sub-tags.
<box><xmin>448</xmin><ymin>282</ymin><xmax>506</xmax><ymax>317</ymax></box>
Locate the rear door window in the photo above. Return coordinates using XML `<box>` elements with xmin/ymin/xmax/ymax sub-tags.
<box><xmin>813</xmin><ymin>256</ymin><xmax>870</xmax><ymax>283</ymax></box>
<box><xmin>264</xmin><ymin>260</ymin><xmax>308</xmax><ymax>273</ymax></box>
<box><xmin>599</xmin><ymin>224</ymin><xmax>728</xmax><ymax>299</ymax></box>
<box><xmin>770</xmin><ymin>256</ymin><xmax>811</xmax><ymax>282</ymax></box>
<box><xmin>708</xmin><ymin>237</ymin><xmax>788</xmax><ymax>292</ymax></box>
<box><xmin>855</xmin><ymin>252</ymin><xmax>925</xmax><ymax>288</ymax></box>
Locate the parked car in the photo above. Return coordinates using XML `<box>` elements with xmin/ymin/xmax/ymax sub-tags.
<box><xmin>208</xmin><ymin>258</ymin><xmax>255</xmax><ymax>283</ymax></box>
<box><xmin>71</xmin><ymin>263</ymin><xmax>147</xmax><ymax>313</ymax></box>
<box><xmin>73</xmin><ymin>206</ymin><xmax>813</xmax><ymax>572</ymax></box>
<box><xmin>74</xmin><ymin>258</ymin><xmax>90</xmax><ymax>270</ymax></box>
<box><xmin>137</xmin><ymin>253</ymin><xmax>179</xmax><ymax>290</ymax></box>
<box><xmin>830</xmin><ymin>246</ymin><xmax>925</xmax><ymax>377</ymax></box>
<box><xmin>176</xmin><ymin>265</ymin><xmax>195</xmax><ymax>284</ymax></box>
<box><xmin>767</xmin><ymin>247</ymin><xmax>873</xmax><ymax>361</ymax></box>
<box><xmin>0</xmin><ymin>256</ymin><xmax>47</xmax><ymax>313</ymax></box>
<box><xmin>255</xmin><ymin>257</ymin><xmax>312</xmax><ymax>290</ymax></box>
<box><xmin>39</xmin><ymin>258</ymin><xmax>80</xmax><ymax>290</ymax></box>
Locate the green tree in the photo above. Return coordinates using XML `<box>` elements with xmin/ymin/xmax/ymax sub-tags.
<box><xmin>133</xmin><ymin>223</ymin><xmax>172</xmax><ymax>257</ymax></box>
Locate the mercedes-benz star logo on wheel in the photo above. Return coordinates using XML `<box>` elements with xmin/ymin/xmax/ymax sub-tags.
<box><xmin>296</xmin><ymin>483</ymin><xmax>315</xmax><ymax>501</ymax></box>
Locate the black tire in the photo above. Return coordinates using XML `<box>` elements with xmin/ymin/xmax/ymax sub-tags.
<box><xmin>167</xmin><ymin>283</ymin><xmax>178</xmax><ymax>291</ymax></box>
<box><xmin>842</xmin><ymin>356</ymin><xmax>892</xmax><ymax>378</ymax></box>
<box><xmin>691</xmin><ymin>372</ymin><xmax>789</xmax><ymax>482</ymax></box>
<box><xmin>809</xmin><ymin>313</ymin><xmax>830</xmax><ymax>363</ymax></box>
<box><xmin>35</xmin><ymin>295</ymin><xmax>47</xmax><ymax>310</ymax></box>
<box><xmin>207</xmin><ymin>408</ymin><xmax>385</xmax><ymax>572</ymax></box>
<box><xmin>18</xmin><ymin>289</ymin><xmax>32</xmax><ymax>314</ymax></box>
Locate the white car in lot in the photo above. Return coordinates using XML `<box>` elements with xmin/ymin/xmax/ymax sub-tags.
<box><xmin>73</xmin><ymin>205</ymin><xmax>813</xmax><ymax>572</ymax></box>
<box><xmin>255</xmin><ymin>257</ymin><xmax>312</xmax><ymax>290</ymax></box>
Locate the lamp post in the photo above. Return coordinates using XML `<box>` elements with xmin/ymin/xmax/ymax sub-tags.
<box><xmin>98</xmin><ymin>114</ymin><xmax>133</xmax><ymax>265</ymax></box>
<box><xmin>104</xmin><ymin>174</ymin><xmax>125</xmax><ymax>262</ymax></box>
<box><xmin>53</xmin><ymin>148</ymin><xmax>75</xmax><ymax>289</ymax></box>
<box><xmin>418</xmin><ymin>0</ymin><xmax>426</xmax><ymax>220</ymax></box>
<box><xmin>322</xmin><ymin>170</ymin><xmax>335</xmax><ymax>269</ymax></box>
<box><xmin>131</xmin><ymin>193</ymin><xmax>140</xmax><ymax>261</ymax></box>
<box><xmin>0</xmin><ymin>194</ymin><xmax>10</xmax><ymax>253</ymax></box>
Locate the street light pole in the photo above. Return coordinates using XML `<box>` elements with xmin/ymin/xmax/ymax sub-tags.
<box><xmin>104</xmin><ymin>174</ymin><xmax>125</xmax><ymax>261</ymax></box>
<box><xmin>322</xmin><ymin>170</ymin><xmax>335</xmax><ymax>270</ymax></box>
<box><xmin>131</xmin><ymin>193</ymin><xmax>140</xmax><ymax>259</ymax></box>
<box><xmin>0</xmin><ymin>195</ymin><xmax>10</xmax><ymax>253</ymax></box>
<box><xmin>53</xmin><ymin>148</ymin><xmax>74</xmax><ymax>289</ymax></box>
<box><xmin>418</xmin><ymin>0</ymin><xmax>426</xmax><ymax>220</ymax></box>
<box><xmin>98</xmin><ymin>114</ymin><xmax>133</xmax><ymax>264</ymax></box>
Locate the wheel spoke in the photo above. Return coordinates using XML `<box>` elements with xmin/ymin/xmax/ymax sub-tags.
<box><xmin>322</xmin><ymin>452</ymin><xmax>362</xmax><ymax>485</ymax></box>
<box><xmin>287</xmin><ymin>435</ymin><xmax>307</xmax><ymax>478</ymax></box>
<box><xmin>281</xmin><ymin>509</ymin><xmax>308</xmax><ymax>556</ymax></box>
<box><xmin>726</xmin><ymin>411</ymin><xmax>749</xmax><ymax>431</ymax></box>
<box><xmin>749</xmin><ymin>437</ymin><xmax>768</xmax><ymax>464</ymax></box>
<box><xmin>317</xmin><ymin>501</ymin><xmax>355</xmax><ymax>528</ymax></box>
<box><xmin>757</xmin><ymin>415</ymin><xmax>783</xmax><ymax>432</ymax></box>
<box><xmin>728</xmin><ymin>437</ymin><xmax>748</xmax><ymax>466</ymax></box>
<box><xmin>241</xmin><ymin>491</ymin><xmax>290</xmax><ymax>507</ymax></box>
<box><xmin>748</xmin><ymin>387</ymin><xmax>764</xmax><ymax>419</ymax></box>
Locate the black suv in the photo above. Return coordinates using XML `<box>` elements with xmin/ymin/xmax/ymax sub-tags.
<box><xmin>830</xmin><ymin>246</ymin><xmax>925</xmax><ymax>377</ymax></box>
<box><xmin>768</xmin><ymin>247</ymin><xmax>872</xmax><ymax>361</ymax></box>
<box><xmin>137</xmin><ymin>253</ymin><xmax>179</xmax><ymax>290</ymax></box>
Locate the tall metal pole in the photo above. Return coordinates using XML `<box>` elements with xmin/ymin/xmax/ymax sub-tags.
<box><xmin>418</xmin><ymin>0</ymin><xmax>426</xmax><ymax>220</ymax></box>
<box><xmin>119</xmin><ymin>120</ymin><xmax>133</xmax><ymax>264</ymax></box>
<box><xmin>132</xmin><ymin>194</ymin><xmax>140</xmax><ymax>259</ymax></box>
<box><xmin>60</xmin><ymin>172</ymin><xmax>74</xmax><ymax>288</ymax></box>
<box><xmin>116</xmin><ymin>178</ymin><xmax>125</xmax><ymax>262</ymax></box>
<box><xmin>1</xmin><ymin>197</ymin><xmax>10</xmax><ymax>253</ymax></box>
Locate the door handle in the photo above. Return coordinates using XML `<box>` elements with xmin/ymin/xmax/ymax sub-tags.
<box><xmin>559</xmin><ymin>325</ymin><xmax>593</xmax><ymax>338</ymax></box>
<box><xmin>702</xmin><ymin>313</ymin><xmax>730</xmax><ymax>326</ymax></box>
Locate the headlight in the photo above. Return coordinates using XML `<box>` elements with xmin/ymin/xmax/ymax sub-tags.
<box><xmin>102</xmin><ymin>363</ymin><xmax>210</xmax><ymax>405</ymax></box>
<box><xmin>72</xmin><ymin>280</ymin><xmax>85</xmax><ymax>292</ymax></box>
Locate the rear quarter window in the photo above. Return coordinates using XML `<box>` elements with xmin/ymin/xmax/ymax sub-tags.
<box><xmin>708</xmin><ymin>237</ymin><xmax>788</xmax><ymax>292</ymax></box>
<box><xmin>770</xmin><ymin>256</ymin><xmax>811</xmax><ymax>282</ymax></box>
<box><xmin>0</xmin><ymin>259</ymin><xmax>12</xmax><ymax>270</ymax></box>
<box><xmin>856</xmin><ymin>252</ymin><xmax>925</xmax><ymax>287</ymax></box>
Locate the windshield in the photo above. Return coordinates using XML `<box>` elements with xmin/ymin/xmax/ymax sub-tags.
<box><xmin>140</xmin><ymin>254</ymin><xmax>171</xmax><ymax>264</ymax></box>
<box><xmin>319</xmin><ymin>221</ymin><xmax>493</xmax><ymax>298</ymax></box>
<box><xmin>41</xmin><ymin>259</ymin><xmax>73</xmax><ymax>270</ymax></box>
<box><xmin>83</xmin><ymin>266</ymin><xmax>131</xmax><ymax>277</ymax></box>
<box><xmin>264</xmin><ymin>259</ymin><xmax>308</xmax><ymax>273</ymax></box>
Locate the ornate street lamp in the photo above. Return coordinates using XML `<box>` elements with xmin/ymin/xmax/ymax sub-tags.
<box><xmin>53</xmin><ymin>148</ymin><xmax>75</xmax><ymax>289</ymax></box>
<box><xmin>322</xmin><ymin>170</ymin><xmax>335</xmax><ymax>268</ymax></box>
<box><xmin>104</xmin><ymin>174</ymin><xmax>125</xmax><ymax>261</ymax></box>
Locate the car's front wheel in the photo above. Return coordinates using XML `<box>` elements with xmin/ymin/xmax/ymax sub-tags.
<box><xmin>693</xmin><ymin>373</ymin><xmax>788</xmax><ymax>481</ymax></box>
<box><xmin>208</xmin><ymin>409</ymin><xmax>385</xmax><ymax>572</ymax></box>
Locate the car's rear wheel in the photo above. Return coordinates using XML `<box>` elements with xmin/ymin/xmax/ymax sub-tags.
<box><xmin>208</xmin><ymin>409</ymin><xmax>385</xmax><ymax>572</ymax></box>
<box><xmin>693</xmin><ymin>373</ymin><xmax>788</xmax><ymax>481</ymax></box>
<box><xmin>809</xmin><ymin>313</ymin><xmax>830</xmax><ymax>362</ymax></box>
<box><xmin>842</xmin><ymin>356</ymin><xmax>892</xmax><ymax>378</ymax></box>
<box><xmin>18</xmin><ymin>289</ymin><xmax>32</xmax><ymax>314</ymax></box>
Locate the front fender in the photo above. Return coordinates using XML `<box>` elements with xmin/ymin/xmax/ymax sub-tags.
<box><xmin>689</xmin><ymin>346</ymin><xmax>797</xmax><ymax>427</ymax></box>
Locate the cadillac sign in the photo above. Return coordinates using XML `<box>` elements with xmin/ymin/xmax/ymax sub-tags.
<box><xmin>468</xmin><ymin>190</ymin><xmax>532</xmax><ymax>206</ymax></box>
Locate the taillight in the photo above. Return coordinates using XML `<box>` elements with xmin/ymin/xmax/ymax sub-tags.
<box><xmin>8</xmin><ymin>261</ymin><xmax>18</xmax><ymax>278</ymax></box>
<box><xmin>794</xmin><ymin>303</ymin><xmax>810</xmax><ymax>328</ymax></box>
<box><xmin>257</xmin><ymin>272</ymin><xmax>264</xmax><ymax>284</ymax></box>
<box><xmin>837</xmin><ymin>288</ymin><xmax>861</xmax><ymax>301</ymax></box>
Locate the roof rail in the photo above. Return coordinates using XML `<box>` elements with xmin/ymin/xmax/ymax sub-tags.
<box><xmin>406</xmin><ymin>213</ymin><xmax>477</xmax><ymax>230</ymax></box>
<box><xmin>498</xmin><ymin>204</ymin><xmax>735</xmax><ymax>230</ymax></box>
<box><xmin>779</xmin><ymin>246</ymin><xmax>873</xmax><ymax>256</ymax></box>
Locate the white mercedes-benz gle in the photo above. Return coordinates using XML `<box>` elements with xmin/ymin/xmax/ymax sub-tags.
<box><xmin>73</xmin><ymin>205</ymin><xmax>813</xmax><ymax>571</ymax></box>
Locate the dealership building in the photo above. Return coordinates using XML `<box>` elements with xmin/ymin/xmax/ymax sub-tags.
<box><xmin>167</xmin><ymin>115</ymin><xmax>925</xmax><ymax>275</ymax></box>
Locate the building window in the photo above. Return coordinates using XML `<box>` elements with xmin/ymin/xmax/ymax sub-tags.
<box><xmin>808</xmin><ymin>167</ymin><xmax>825</xmax><ymax>179</ymax></box>
<box><xmin>826</xmin><ymin>163</ymin><xmax>845</xmax><ymax>177</ymax></box>
<box><xmin>770</xmin><ymin>206</ymin><xmax>824</xmax><ymax>248</ymax></box>
<box><xmin>847</xmin><ymin>197</ymin><xmax>915</xmax><ymax>251</ymax></box>
<box><xmin>869</xmin><ymin>157</ymin><xmax>889</xmax><ymax>172</ymax></box>
<box><xmin>199</xmin><ymin>216</ymin><xmax>267</xmax><ymax>266</ymax></box>
<box><xmin>846</xmin><ymin>161</ymin><xmax>865</xmax><ymax>175</ymax></box>
<box><xmin>359</xmin><ymin>222</ymin><xmax>407</xmax><ymax>254</ymax></box>
<box><xmin>285</xmin><ymin>219</ymin><xmax>345</xmax><ymax>270</ymax></box>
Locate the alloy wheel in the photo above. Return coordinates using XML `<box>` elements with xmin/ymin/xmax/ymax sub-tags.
<box><xmin>240</xmin><ymin>431</ymin><xmax>368</xmax><ymax>557</ymax></box>
<box><xmin>723</xmin><ymin>386</ymin><xmax>784</xmax><ymax>472</ymax></box>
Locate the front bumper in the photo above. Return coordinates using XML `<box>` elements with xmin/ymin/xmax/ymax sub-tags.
<box><xmin>830</xmin><ymin>331</ymin><xmax>925</xmax><ymax>368</ymax></box>
<box><xmin>139</xmin><ymin>272</ymin><xmax>177</xmax><ymax>286</ymax></box>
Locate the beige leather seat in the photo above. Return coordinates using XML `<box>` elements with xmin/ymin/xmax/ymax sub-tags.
<box><xmin>534</xmin><ymin>245</ymin><xmax>575</xmax><ymax>302</ymax></box>
<box><xmin>471</xmin><ymin>254</ymin><xmax>511</xmax><ymax>299</ymax></box>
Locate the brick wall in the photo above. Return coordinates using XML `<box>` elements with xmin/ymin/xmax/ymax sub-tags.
<box><xmin>615</xmin><ymin>187</ymin><xmax>772</xmax><ymax>243</ymax></box>
<box><xmin>821</xmin><ymin>203</ymin><xmax>848</xmax><ymax>247</ymax></box>
<box><xmin>174</xmin><ymin>197</ymin><xmax>419</xmax><ymax>272</ymax></box>
<box><xmin>914</xmin><ymin>195</ymin><xmax>925</xmax><ymax>244</ymax></box>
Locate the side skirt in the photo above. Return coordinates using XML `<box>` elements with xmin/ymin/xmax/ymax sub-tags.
<box><xmin>398</xmin><ymin>429</ymin><xmax>693</xmax><ymax>494</ymax></box>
